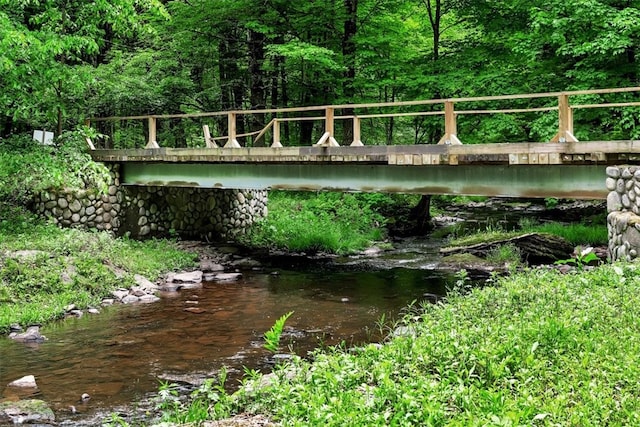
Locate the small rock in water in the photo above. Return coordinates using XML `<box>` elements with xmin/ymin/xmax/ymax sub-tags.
<box><xmin>112</xmin><ymin>289</ymin><xmax>129</xmax><ymax>300</ymax></box>
<box><xmin>8</xmin><ymin>375</ymin><xmax>38</xmax><ymax>388</ymax></box>
<box><xmin>121</xmin><ymin>294</ymin><xmax>140</xmax><ymax>304</ymax></box>
<box><xmin>138</xmin><ymin>294</ymin><xmax>160</xmax><ymax>304</ymax></box>
<box><xmin>341</xmin><ymin>297</ymin><xmax>350</xmax><ymax>303</ymax></box>
<box><xmin>87</xmin><ymin>308</ymin><xmax>100</xmax><ymax>314</ymax></box>
<box><xmin>362</xmin><ymin>246</ymin><xmax>382</xmax><ymax>256</ymax></box>
<box><xmin>159</xmin><ymin>282</ymin><xmax>180</xmax><ymax>292</ymax></box>
<box><xmin>172</xmin><ymin>271</ymin><xmax>203</xmax><ymax>284</ymax></box>
<box><xmin>200</xmin><ymin>260</ymin><xmax>225</xmax><ymax>272</ymax></box>
<box><xmin>80</xmin><ymin>393</ymin><xmax>91</xmax><ymax>402</ymax></box>
<box><xmin>183</xmin><ymin>307</ymin><xmax>207</xmax><ymax>314</ymax></box>
<box><xmin>101</xmin><ymin>298</ymin><xmax>115</xmax><ymax>306</ymax></box>
<box><xmin>210</xmin><ymin>272</ymin><xmax>242</xmax><ymax>283</ymax></box>
<box><xmin>178</xmin><ymin>282</ymin><xmax>204</xmax><ymax>290</ymax></box>
<box><xmin>9</xmin><ymin>326</ymin><xmax>47</xmax><ymax>343</ymax></box>
<box><xmin>0</xmin><ymin>399</ymin><xmax>55</xmax><ymax>425</ymax></box>
<box><xmin>9</xmin><ymin>324</ymin><xmax>22</xmax><ymax>332</ymax></box>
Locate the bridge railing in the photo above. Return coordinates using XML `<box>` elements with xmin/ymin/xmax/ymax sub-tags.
<box><xmin>86</xmin><ymin>87</ymin><xmax>640</xmax><ymax>150</ymax></box>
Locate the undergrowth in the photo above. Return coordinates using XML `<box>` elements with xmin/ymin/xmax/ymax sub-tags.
<box><xmin>0</xmin><ymin>130</ymin><xmax>111</xmax><ymax>205</ymax></box>
<box><xmin>158</xmin><ymin>263</ymin><xmax>640</xmax><ymax>426</ymax></box>
<box><xmin>446</xmin><ymin>218</ymin><xmax>608</xmax><ymax>248</ymax></box>
<box><xmin>0</xmin><ymin>207</ymin><xmax>196</xmax><ymax>333</ymax></box>
<box><xmin>239</xmin><ymin>191</ymin><xmax>398</xmax><ymax>254</ymax></box>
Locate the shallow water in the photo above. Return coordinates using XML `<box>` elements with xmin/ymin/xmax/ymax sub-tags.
<box><xmin>0</xmin><ymin>265</ymin><xmax>452</xmax><ymax>425</ymax></box>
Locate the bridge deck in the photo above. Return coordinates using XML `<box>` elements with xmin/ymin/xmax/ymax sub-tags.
<box><xmin>88</xmin><ymin>87</ymin><xmax>640</xmax><ymax>200</ymax></box>
<box><xmin>91</xmin><ymin>141</ymin><xmax>640</xmax><ymax>200</ymax></box>
<box><xmin>92</xmin><ymin>140</ymin><xmax>640</xmax><ymax>166</ymax></box>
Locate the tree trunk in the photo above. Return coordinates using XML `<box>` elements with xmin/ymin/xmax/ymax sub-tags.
<box><xmin>342</xmin><ymin>0</ymin><xmax>358</xmax><ymax>144</ymax></box>
<box><xmin>440</xmin><ymin>233</ymin><xmax>575</xmax><ymax>265</ymax></box>
<box><xmin>410</xmin><ymin>195</ymin><xmax>433</xmax><ymax>233</ymax></box>
<box><xmin>249</xmin><ymin>29</ymin><xmax>266</xmax><ymax>146</ymax></box>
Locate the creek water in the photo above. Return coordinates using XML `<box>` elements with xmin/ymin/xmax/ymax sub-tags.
<box><xmin>1</xmin><ymin>198</ymin><xmax>600</xmax><ymax>424</ymax></box>
<box><xmin>0</xmin><ymin>246</ymin><xmax>454</xmax><ymax>425</ymax></box>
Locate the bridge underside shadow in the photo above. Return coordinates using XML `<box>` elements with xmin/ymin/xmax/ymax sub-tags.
<box><xmin>120</xmin><ymin>162</ymin><xmax>607</xmax><ymax>200</ymax></box>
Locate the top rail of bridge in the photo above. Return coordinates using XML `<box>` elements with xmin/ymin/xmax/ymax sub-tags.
<box><xmin>86</xmin><ymin>86</ymin><xmax>640</xmax><ymax>156</ymax></box>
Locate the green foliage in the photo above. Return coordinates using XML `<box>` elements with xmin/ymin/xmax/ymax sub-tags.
<box><xmin>156</xmin><ymin>370</ymin><xmax>233</xmax><ymax>424</ymax></box>
<box><xmin>0</xmin><ymin>206</ymin><xmax>197</xmax><ymax>333</ymax></box>
<box><xmin>0</xmin><ymin>132</ymin><xmax>111</xmax><ymax>204</ymax></box>
<box><xmin>240</xmin><ymin>191</ymin><xmax>388</xmax><ymax>255</ymax></box>
<box><xmin>264</xmin><ymin>311</ymin><xmax>294</xmax><ymax>353</ymax></box>
<box><xmin>544</xmin><ymin>197</ymin><xmax>559</xmax><ymax>209</ymax></box>
<box><xmin>0</xmin><ymin>0</ymin><xmax>167</xmax><ymax>133</ymax></box>
<box><xmin>161</xmin><ymin>263</ymin><xmax>640</xmax><ymax>425</ymax></box>
<box><xmin>447</xmin><ymin>218</ymin><xmax>607</xmax><ymax>250</ymax></box>
<box><xmin>485</xmin><ymin>243</ymin><xmax>523</xmax><ymax>267</ymax></box>
<box><xmin>555</xmin><ymin>246</ymin><xmax>601</xmax><ymax>270</ymax></box>
<box><xmin>519</xmin><ymin>220</ymin><xmax>608</xmax><ymax>246</ymax></box>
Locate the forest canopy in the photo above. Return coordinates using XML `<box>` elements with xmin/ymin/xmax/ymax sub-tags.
<box><xmin>1</xmin><ymin>0</ymin><xmax>639</xmax><ymax>146</ymax></box>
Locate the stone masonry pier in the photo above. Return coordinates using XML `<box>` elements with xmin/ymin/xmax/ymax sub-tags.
<box><xmin>607</xmin><ymin>165</ymin><xmax>640</xmax><ymax>262</ymax></box>
<box><xmin>34</xmin><ymin>166</ymin><xmax>267</xmax><ymax>240</ymax></box>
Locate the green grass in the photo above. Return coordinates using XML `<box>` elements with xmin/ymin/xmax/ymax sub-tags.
<box><xmin>239</xmin><ymin>191</ymin><xmax>392</xmax><ymax>255</ymax></box>
<box><xmin>524</xmin><ymin>221</ymin><xmax>608</xmax><ymax>246</ymax></box>
<box><xmin>160</xmin><ymin>263</ymin><xmax>640</xmax><ymax>426</ymax></box>
<box><xmin>446</xmin><ymin>219</ymin><xmax>608</xmax><ymax>249</ymax></box>
<box><xmin>0</xmin><ymin>207</ymin><xmax>197</xmax><ymax>333</ymax></box>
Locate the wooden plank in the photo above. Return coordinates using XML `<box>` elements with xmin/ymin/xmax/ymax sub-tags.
<box><xmin>539</xmin><ymin>153</ymin><xmax>549</xmax><ymax>164</ymax></box>
<box><xmin>549</xmin><ymin>153</ymin><xmax>562</xmax><ymax>164</ymax></box>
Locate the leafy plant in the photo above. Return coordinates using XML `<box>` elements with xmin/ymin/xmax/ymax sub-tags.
<box><xmin>264</xmin><ymin>311</ymin><xmax>294</xmax><ymax>353</ymax></box>
<box><xmin>555</xmin><ymin>246</ymin><xmax>600</xmax><ymax>270</ymax></box>
<box><xmin>485</xmin><ymin>243</ymin><xmax>522</xmax><ymax>267</ymax></box>
<box><xmin>240</xmin><ymin>191</ymin><xmax>389</xmax><ymax>255</ymax></box>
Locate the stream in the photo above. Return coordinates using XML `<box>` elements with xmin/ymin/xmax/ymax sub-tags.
<box><xmin>0</xmin><ymin>198</ymin><xmax>605</xmax><ymax>425</ymax></box>
<box><xmin>0</xmin><ymin>241</ymin><xmax>454</xmax><ymax>425</ymax></box>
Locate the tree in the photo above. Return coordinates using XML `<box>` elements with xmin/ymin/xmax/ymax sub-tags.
<box><xmin>0</xmin><ymin>0</ymin><xmax>167</xmax><ymax>137</ymax></box>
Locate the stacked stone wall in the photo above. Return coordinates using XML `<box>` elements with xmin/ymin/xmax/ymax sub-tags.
<box><xmin>35</xmin><ymin>165</ymin><xmax>268</xmax><ymax>240</ymax></box>
<box><xmin>35</xmin><ymin>168</ymin><xmax>125</xmax><ymax>233</ymax></box>
<box><xmin>607</xmin><ymin>165</ymin><xmax>640</xmax><ymax>261</ymax></box>
<box><xmin>121</xmin><ymin>186</ymin><xmax>267</xmax><ymax>240</ymax></box>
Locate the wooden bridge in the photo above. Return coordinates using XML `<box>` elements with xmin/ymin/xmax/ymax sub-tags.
<box><xmin>88</xmin><ymin>87</ymin><xmax>640</xmax><ymax>199</ymax></box>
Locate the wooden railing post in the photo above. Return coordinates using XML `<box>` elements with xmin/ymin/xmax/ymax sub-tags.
<box><xmin>351</xmin><ymin>116</ymin><xmax>363</xmax><ymax>146</ymax></box>
<box><xmin>84</xmin><ymin>119</ymin><xmax>95</xmax><ymax>150</ymax></box>
<box><xmin>316</xmin><ymin>107</ymin><xmax>340</xmax><ymax>146</ymax></box>
<box><xmin>202</xmin><ymin>124</ymin><xmax>218</xmax><ymax>148</ymax></box>
<box><xmin>551</xmin><ymin>94</ymin><xmax>578</xmax><ymax>142</ymax></box>
<box><xmin>438</xmin><ymin>101</ymin><xmax>462</xmax><ymax>145</ymax></box>
<box><xmin>146</xmin><ymin>116</ymin><xmax>159</xmax><ymax>148</ymax></box>
<box><xmin>272</xmin><ymin>119</ymin><xmax>282</xmax><ymax>148</ymax></box>
<box><xmin>224</xmin><ymin>112</ymin><xmax>241</xmax><ymax>148</ymax></box>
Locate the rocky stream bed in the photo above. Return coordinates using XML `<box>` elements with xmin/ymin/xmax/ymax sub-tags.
<box><xmin>1</xmin><ymin>198</ymin><xmax>608</xmax><ymax>426</ymax></box>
